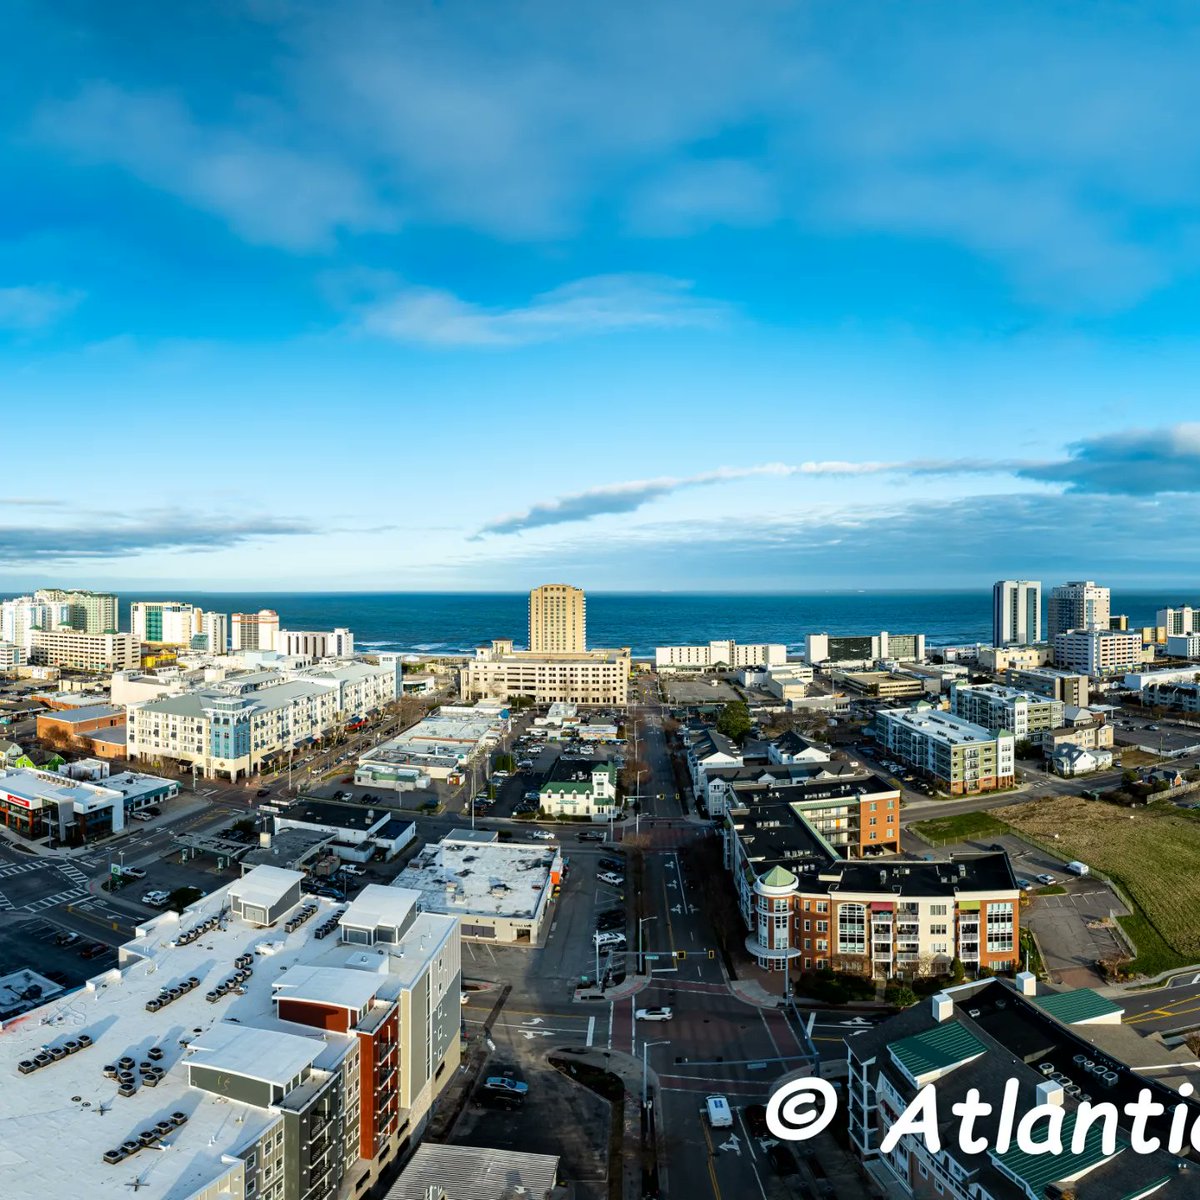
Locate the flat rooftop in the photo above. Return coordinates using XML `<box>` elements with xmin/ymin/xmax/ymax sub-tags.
<box><xmin>40</xmin><ymin>703</ymin><xmax>124</xmax><ymax>723</ymax></box>
<box><xmin>0</xmin><ymin>869</ymin><xmax>457</xmax><ymax>1200</ymax></box>
<box><xmin>880</xmin><ymin>705</ymin><xmax>1003</xmax><ymax>745</ymax></box>
<box><xmin>279</xmin><ymin>798</ymin><xmax>391</xmax><ymax>832</ymax></box>
<box><xmin>394</xmin><ymin>837</ymin><xmax>559</xmax><ymax>918</ymax></box>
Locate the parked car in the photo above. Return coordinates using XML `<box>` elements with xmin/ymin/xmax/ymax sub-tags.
<box><xmin>79</xmin><ymin>942</ymin><xmax>109</xmax><ymax>959</ymax></box>
<box><xmin>141</xmin><ymin>891</ymin><xmax>170</xmax><ymax>907</ymax></box>
<box><xmin>1036</xmin><ymin>873</ymin><xmax>1056</xmax><ymax>886</ymax></box>
<box><xmin>54</xmin><ymin>931</ymin><xmax>81</xmax><ymax>948</ymax></box>
<box><xmin>341</xmin><ymin>864</ymin><xmax>366</xmax><ymax>876</ymax></box>
<box><xmin>635</xmin><ymin>1006</ymin><xmax>673</xmax><ymax>1022</ymax></box>
<box><xmin>121</xmin><ymin>866</ymin><xmax>146</xmax><ymax>880</ymax></box>
<box><xmin>482</xmin><ymin>1076</ymin><xmax>528</xmax><ymax>1097</ymax></box>
<box><xmin>598</xmin><ymin>857</ymin><xmax>624</xmax><ymax>872</ymax></box>
<box><xmin>577</xmin><ymin>830</ymin><xmax>604</xmax><ymax>842</ymax></box>
<box><xmin>524</xmin><ymin>791</ymin><xmax>541</xmax><ymax>801</ymax></box>
<box><xmin>593</xmin><ymin>930</ymin><xmax>627</xmax><ymax>947</ymax></box>
<box><xmin>1016</xmin><ymin>878</ymin><xmax>1033</xmax><ymax>890</ymax></box>
<box><xmin>597</xmin><ymin>872</ymin><xmax>625</xmax><ymax>887</ymax></box>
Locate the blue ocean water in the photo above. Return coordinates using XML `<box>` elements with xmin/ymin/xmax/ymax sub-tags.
<box><xmin>112</xmin><ymin>591</ymin><xmax>1190</xmax><ymax>657</ymax></box>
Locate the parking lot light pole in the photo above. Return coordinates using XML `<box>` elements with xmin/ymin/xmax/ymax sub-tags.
<box><xmin>638</xmin><ymin>915</ymin><xmax>657</xmax><ymax>974</ymax></box>
<box><xmin>642</xmin><ymin>1039</ymin><xmax>668</xmax><ymax>1108</ymax></box>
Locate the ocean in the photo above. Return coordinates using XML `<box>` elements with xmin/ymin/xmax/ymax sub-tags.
<box><xmin>111</xmin><ymin>590</ymin><xmax>1190</xmax><ymax>658</ymax></box>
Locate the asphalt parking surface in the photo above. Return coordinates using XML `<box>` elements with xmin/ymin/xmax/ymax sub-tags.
<box><xmin>1024</xmin><ymin>885</ymin><xmax>1129</xmax><ymax>986</ymax></box>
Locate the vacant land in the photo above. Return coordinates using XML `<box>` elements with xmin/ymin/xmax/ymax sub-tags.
<box><xmin>1004</xmin><ymin>795</ymin><xmax>1200</xmax><ymax>969</ymax></box>
<box><xmin>910</xmin><ymin>810</ymin><xmax>1008</xmax><ymax>844</ymax></box>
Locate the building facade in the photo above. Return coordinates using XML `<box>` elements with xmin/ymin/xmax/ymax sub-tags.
<box><xmin>949</xmin><ymin>683</ymin><xmax>1063</xmax><ymax>740</ymax></box>
<box><xmin>991</xmin><ymin>579</ymin><xmax>1041</xmax><ymax>647</ymax></box>
<box><xmin>131</xmin><ymin>601</ymin><xmax>200</xmax><ymax>645</ymax></box>
<box><xmin>1166</xmin><ymin>632</ymin><xmax>1200</xmax><ymax>658</ymax></box>
<box><xmin>1158</xmin><ymin>606</ymin><xmax>1200</xmax><ymax>637</ymax></box>
<box><xmin>806</xmin><ymin>632</ymin><xmax>926</xmax><ymax>665</ymax></box>
<box><xmin>655</xmin><ymin>639</ymin><xmax>787</xmax><ymax>670</ymax></box>
<box><xmin>276</xmin><ymin>627</ymin><xmax>355</xmax><ymax>658</ymax></box>
<box><xmin>33</xmin><ymin>587</ymin><xmax>118</xmax><ymax>634</ymax></box>
<box><xmin>1053</xmin><ymin>628</ymin><xmax>1145</xmax><ymax>677</ymax></box>
<box><xmin>30</xmin><ymin>629</ymin><xmax>139</xmax><ymax>671</ymax></box>
<box><xmin>1002</xmin><ymin>665</ymin><xmax>1089</xmax><ymax>707</ymax></box>
<box><xmin>1047</xmin><ymin>579</ymin><xmax>1110</xmax><ymax>639</ymax></box>
<box><xmin>460</xmin><ymin>639</ymin><xmax>629</xmax><ymax>705</ymax></box>
<box><xmin>231</xmin><ymin>608</ymin><xmax>280</xmax><ymax>651</ymax></box>
<box><xmin>528</xmin><ymin>583</ymin><xmax>586</xmax><ymax>653</ymax></box>
<box><xmin>539</xmin><ymin>761</ymin><xmax>618</xmax><ymax>820</ymax></box>
<box><xmin>197</xmin><ymin>610</ymin><xmax>229</xmax><ymax>653</ymax></box>
<box><xmin>875</xmin><ymin>704</ymin><xmax>1015</xmax><ymax>794</ymax></box>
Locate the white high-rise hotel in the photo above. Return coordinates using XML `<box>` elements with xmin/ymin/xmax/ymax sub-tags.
<box><xmin>528</xmin><ymin>583</ymin><xmax>586</xmax><ymax>653</ymax></box>
<box><xmin>991</xmin><ymin>580</ymin><xmax>1041</xmax><ymax>647</ymax></box>
<box><xmin>1047</xmin><ymin>579</ymin><xmax>1110</xmax><ymax>640</ymax></box>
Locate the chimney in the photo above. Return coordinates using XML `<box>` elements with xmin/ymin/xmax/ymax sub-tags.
<box><xmin>931</xmin><ymin>993</ymin><xmax>953</xmax><ymax>1023</ymax></box>
<box><xmin>1037</xmin><ymin>1080</ymin><xmax>1064</xmax><ymax>1107</ymax></box>
<box><xmin>1015</xmin><ymin>970</ymin><xmax>1037</xmax><ymax>996</ymax></box>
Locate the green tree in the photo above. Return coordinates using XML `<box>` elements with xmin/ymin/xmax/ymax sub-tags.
<box><xmin>950</xmin><ymin>957</ymin><xmax>966</xmax><ymax>985</ymax></box>
<box><xmin>493</xmin><ymin>752</ymin><xmax>516</xmax><ymax>773</ymax></box>
<box><xmin>885</xmin><ymin>985</ymin><xmax>918</xmax><ymax>1009</ymax></box>
<box><xmin>716</xmin><ymin>702</ymin><xmax>753</xmax><ymax>745</ymax></box>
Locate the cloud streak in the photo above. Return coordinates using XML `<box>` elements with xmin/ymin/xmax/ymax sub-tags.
<box><xmin>1018</xmin><ymin>423</ymin><xmax>1200</xmax><ymax>495</ymax></box>
<box><xmin>357</xmin><ymin>274</ymin><xmax>728</xmax><ymax>346</ymax></box>
<box><xmin>0</xmin><ymin>514</ymin><xmax>313</xmax><ymax>564</ymax></box>
<box><xmin>477</xmin><ymin>459</ymin><xmax>1030</xmax><ymax>535</ymax></box>
<box><xmin>0</xmin><ymin>285</ymin><xmax>83</xmax><ymax>331</ymax></box>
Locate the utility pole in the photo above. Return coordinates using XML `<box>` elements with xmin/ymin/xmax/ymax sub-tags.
<box><xmin>642</xmin><ymin>1039</ymin><xmax>668</xmax><ymax>1108</ymax></box>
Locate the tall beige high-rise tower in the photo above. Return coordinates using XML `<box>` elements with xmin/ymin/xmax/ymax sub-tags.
<box><xmin>528</xmin><ymin>584</ymin><xmax>586</xmax><ymax>653</ymax></box>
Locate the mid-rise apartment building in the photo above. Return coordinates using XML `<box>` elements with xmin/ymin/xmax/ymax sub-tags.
<box><xmin>459</xmin><ymin>639</ymin><xmax>628</xmax><ymax>705</ymax></box>
<box><xmin>1047</xmin><ymin>579</ymin><xmax>1110</xmax><ymax>639</ymax></box>
<box><xmin>231</xmin><ymin>608</ymin><xmax>280</xmax><ymax>651</ymax></box>
<box><xmin>30</xmin><ymin>628</ymin><xmax>139</xmax><ymax>671</ymax></box>
<box><xmin>528</xmin><ymin>583</ymin><xmax>586</xmax><ymax>653</ymax></box>
<box><xmin>1053</xmin><ymin>628</ymin><xmax>1145</xmax><ymax>677</ymax></box>
<box><xmin>847</xmin><ymin>976</ymin><xmax>1200</xmax><ymax>1200</ymax></box>
<box><xmin>655</xmin><ymin>639</ymin><xmax>787</xmax><ymax>670</ymax></box>
<box><xmin>277</xmin><ymin>627</ymin><xmax>355</xmax><ymax>658</ymax></box>
<box><xmin>949</xmin><ymin>682</ymin><xmax>1063</xmax><ymax>739</ymax></box>
<box><xmin>875</xmin><ymin>704</ymin><xmax>1015</xmax><ymax>794</ymax></box>
<box><xmin>197</xmin><ymin>609</ymin><xmax>229</xmax><ymax>653</ymax></box>
<box><xmin>806</xmin><ymin>631</ymin><xmax>926</xmax><ymax>665</ymax></box>
<box><xmin>34</xmin><ymin>587</ymin><xmax>118</xmax><ymax>633</ymax></box>
<box><xmin>1002</xmin><ymin>665</ymin><xmax>1089</xmax><ymax>707</ymax></box>
<box><xmin>0</xmin><ymin>867</ymin><xmax>461</xmax><ymax>1200</ymax></box>
<box><xmin>724</xmin><ymin>803</ymin><xmax>1017</xmax><ymax>976</ymax></box>
<box><xmin>131</xmin><ymin>600</ymin><xmax>200</xmax><ymax>645</ymax></box>
<box><xmin>0</xmin><ymin>640</ymin><xmax>22</xmax><ymax>671</ymax></box>
<box><xmin>991</xmin><ymin>579</ymin><xmax>1040</xmax><ymax>647</ymax></box>
<box><xmin>1158</xmin><ymin>605</ymin><xmax>1200</xmax><ymax>637</ymax></box>
<box><xmin>128</xmin><ymin>662</ymin><xmax>400</xmax><ymax>779</ymax></box>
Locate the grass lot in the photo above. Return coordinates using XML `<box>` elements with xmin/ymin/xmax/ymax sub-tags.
<box><xmin>910</xmin><ymin>810</ymin><xmax>1009</xmax><ymax>844</ymax></box>
<box><xmin>1004</xmin><ymin>795</ymin><xmax>1199</xmax><ymax>970</ymax></box>
<box><xmin>1116</xmin><ymin>748</ymin><xmax>1163</xmax><ymax>767</ymax></box>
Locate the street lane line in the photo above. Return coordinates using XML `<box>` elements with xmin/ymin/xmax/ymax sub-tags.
<box><xmin>587</xmin><ymin>1016</ymin><xmax>595</xmax><ymax>1047</ymax></box>
<box><xmin>736</xmin><ymin>1108</ymin><xmax>768</xmax><ymax>1200</ymax></box>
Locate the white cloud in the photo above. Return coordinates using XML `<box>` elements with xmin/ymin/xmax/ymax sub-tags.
<box><xmin>38</xmin><ymin>83</ymin><xmax>396</xmax><ymax>251</ymax></box>
<box><xmin>358</xmin><ymin>274</ymin><xmax>728</xmax><ymax>346</ymax></box>
<box><xmin>0</xmin><ymin>285</ymin><xmax>82</xmax><ymax>330</ymax></box>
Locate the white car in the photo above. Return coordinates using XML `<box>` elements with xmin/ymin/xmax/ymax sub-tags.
<box><xmin>120</xmin><ymin>866</ymin><xmax>147</xmax><ymax>880</ymax></box>
<box><xmin>141</xmin><ymin>891</ymin><xmax>169</xmax><ymax>907</ymax></box>
<box><xmin>530</xmin><ymin>829</ymin><xmax>555</xmax><ymax>841</ymax></box>
<box><xmin>635</xmin><ymin>1006</ymin><xmax>673</xmax><ymax>1022</ymax></box>
<box><xmin>597</xmin><ymin>872</ymin><xmax>625</xmax><ymax>887</ymax></box>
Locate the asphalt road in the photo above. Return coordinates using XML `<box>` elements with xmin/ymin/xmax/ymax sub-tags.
<box><xmin>1120</xmin><ymin>974</ymin><xmax>1200</xmax><ymax>1035</ymax></box>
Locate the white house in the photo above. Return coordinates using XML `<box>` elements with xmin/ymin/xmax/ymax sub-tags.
<box><xmin>539</xmin><ymin>761</ymin><xmax>618</xmax><ymax>821</ymax></box>
<box><xmin>1052</xmin><ymin>744</ymin><xmax>1114</xmax><ymax>776</ymax></box>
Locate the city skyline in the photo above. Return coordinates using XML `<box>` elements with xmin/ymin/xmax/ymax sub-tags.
<box><xmin>6</xmin><ymin>4</ymin><xmax>1200</xmax><ymax>590</ymax></box>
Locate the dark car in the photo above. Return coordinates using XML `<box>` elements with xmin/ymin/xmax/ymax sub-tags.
<box><xmin>598</xmin><ymin>857</ymin><xmax>624</xmax><ymax>872</ymax></box>
<box><xmin>79</xmin><ymin>942</ymin><xmax>108</xmax><ymax>959</ymax></box>
<box><xmin>256</xmin><ymin>788</ymin><xmax>270</xmax><ymax>797</ymax></box>
<box><xmin>744</xmin><ymin>1103</ymin><xmax>768</xmax><ymax>1138</ymax></box>
<box><xmin>577</xmin><ymin>830</ymin><xmax>604</xmax><ymax>842</ymax></box>
<box><xmin>596</xmin><ymin>912</ymin><xmax>625</xmax><ymax>931</ymax></box>
<box><xmin>143</xmin><ymin>806</ymin><xmax>161</xmax><ymax>817</ymax></box>
<box><xmin>54</xmin><ymin>931</ymin><xmax>81</xmax><ymax>948</ymax></box>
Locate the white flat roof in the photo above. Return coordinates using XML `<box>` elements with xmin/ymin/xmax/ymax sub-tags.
<box><xmin>188</xmin><ymin>1021</ymin><xmax>326</xmax><ymax>1087</ymax></box>
<box><xmin>273</xmin><ymin>963</ymin><xmax>383</xmax><ymax>1012</ymax></box>
<box><xmin>394</xmin><ymin>837</ymin><xmax>558</xmax><ymax>919</ymax></box>
<box><xmin>340</xmin><ymin>883</ymin><xmax>420</xmax><ymax>930</ymax></box>
<box><xmin>230</xmin><ymin>864</ymin><xmax>303</xmax><ymax>908</ymax></box>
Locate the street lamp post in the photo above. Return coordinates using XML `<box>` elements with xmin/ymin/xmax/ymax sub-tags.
<box><xmin>638</xmin><ymin>915</ymin><xmax>657</xmax><ymax>975</ymax></box>
<box><xmin>642</xmin><ymin>1039</ymin><xmax>668</xmax><ymax>1108</ymax></box>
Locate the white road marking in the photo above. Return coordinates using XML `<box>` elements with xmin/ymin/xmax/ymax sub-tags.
<box><xmin>587</xmin><ymin>1015</ymin><xmax>596</xmax><ymax>1047</ymax></box>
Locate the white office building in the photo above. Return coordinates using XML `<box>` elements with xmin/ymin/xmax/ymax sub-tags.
<box><xmin>1053</xmin><ymin>629</ymin><xmax>1145</xmax><ymax>677</ymax></box>
<box><xmin>655</xmin><ymin>639</ymin><xmax>787</xmax><ymax>670</ymax></box>
<box><xmin>1159</xmin><ymin>606</ymin><xmax>1200</xmax><ymax>637</ymax></box>
<box><xmin>276</xmin><ymin>627</ymin><xmax>355</xmax><ymax>658</ymax></box>
<box><xmin>197</xmin><ymin>610</ymin><xmax>229</xmax><ymax>653</ymax></box>
<box><xmin>991</xmin><ymin>580</ymin><xmax>1040</xmax><ymax>647</ymax></box>
<box><xmin>1047</xmin><ymin>580</ymin><xmax>1110</xmax><ymax>639</ymax></box>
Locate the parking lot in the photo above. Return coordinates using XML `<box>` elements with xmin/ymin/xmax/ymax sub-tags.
<box><xmin>0</xmin><ymin>914</ymin><xmax>117</xmax><ymax>989</ymax></box>
<box><xmin>661</xmin><ymin>676</ymin><xmax>743</xmax><ymax>705</ymax></box>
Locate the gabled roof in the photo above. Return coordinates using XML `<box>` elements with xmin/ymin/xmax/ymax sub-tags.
<box><xmin>1033</xmin><ymin>988</ymin><xmax>1123</xmax><ymax>1025</ymax></box>
<box><xmin>890</xmin><ymin>1021</ymin><xmax>987</xmax><ymax>1081</ymax></box>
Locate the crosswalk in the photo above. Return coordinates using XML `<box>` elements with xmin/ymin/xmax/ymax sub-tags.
<box><xmin>0</xmin><ymin>890</ymin><xmax>12</xmax><ymax>911</ymax></box>
<box><xmin>0</xmin><ymin>860</ymin><xmax>46</xmax><ymax>881</ymax></box>
<box><xmin>24</xmin><ymin>886</ymin><xmax>89</xmax><ymax>913</ymax></box>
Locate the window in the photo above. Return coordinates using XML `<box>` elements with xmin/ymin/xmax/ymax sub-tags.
<box><xmin>838</xmin><ymin>904</ymin><xmax>866</xmax><ymax>955</ymax></box>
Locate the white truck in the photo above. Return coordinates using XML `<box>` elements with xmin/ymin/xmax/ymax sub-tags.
<box><xmin>1066</xmin><ymin>861</ymin><xmax>1090</xmax><ymax>877</ymax></box>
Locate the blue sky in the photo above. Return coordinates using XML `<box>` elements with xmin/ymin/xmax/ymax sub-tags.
<box><xmin>4</xmin><ymin>0</ymin><xmax>1200</xmax><ymax>592</ymax></box>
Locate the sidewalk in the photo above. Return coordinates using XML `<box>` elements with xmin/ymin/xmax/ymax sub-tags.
<box><xmin>574</xmin><ymin>972</ymin><xmax>649</xmax><ymax>1004</ymax></box>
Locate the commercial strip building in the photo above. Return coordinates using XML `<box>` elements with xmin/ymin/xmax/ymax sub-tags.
<box><xmin>875</xmin><ymin>704</ymin><xmax>1015</xmax><ymax>795</ymax></box>
<box><xmin>991</xmin><ymin>579</ymin><xmax>1040</xmax><ymax>647</ymax></box>
<box><xmin>356</xmin><ymin>702</ymin><xmax>510</xmax><ymax>790</ymax></box>
<box><xmin>128</xmin><ymin>661</ymin><xmax>401</xmax><ymax>780</ymax></box>
<box><xmin>459</xmin><ymin>639</ymin><xmax>630</xmax><ymax>706</ymax></box>
<box><xmin>805</xmin><ymin>631</ymin><xmax>926</xmax><ymax>665</ymax></box>
<box><xmin>0</xmin><ymin>866</ymin><xmax>461</xmax><ymax>1200</ymax></box>
<box><xmin>949</xmin><ymin>683</ymin><xmax>1063</xmax><ymax>740</ymax></box>
<box><xmin>271</xmin><ymin>799</ymin><xmax>417</xmax><ymax>863</ymax></box>
<box><xmin>30</xmin><ymin>628</ymin><xmax>139</xmax><ymax>671</ymax></box>
<box><xmin>1053</xmin><ymin>628</ymin><xmax>1147</xmax><ymax>677</ymax></box>
<box><xmin>1002</xmin><ymin>665</ymin><xmax>1089</xmax><ymax>707</ymax></box>
<box><xmin>538</xmin><ymin>759</ymin><xmax>618</xmax><ymax>820</ymax></box>
<box><xmin>723</xmin><ymin>798</ymin><xmax>1018</xmax><ymax>975</ymax></box>
<box><xmin>1047</xmin><ymin>579</ymin><xmax>1111</xmax><ymax>639</ymax></box>
<box><xmin>654</xmin><ymin>639</ymin><xmax>787</xmax><ymax>670</ymax></box>
<box><xmin>392</xmin><ymin>830</ymin><xmax>562</xmax><ymax>944</ymax></box>
<box><xmin>846</xmin><ymin>976</ymin><xmax>1200</xmax><ymax>1199</ymax></box>
<box><xmin>528</xmin><ymin>583</ymin><xmax>586</xmax><ymax>653</ymax></box>
<box><xmin>0</xmin><ymin>766</ymin><xmax>178</xmax><ymax>843</ymax></box>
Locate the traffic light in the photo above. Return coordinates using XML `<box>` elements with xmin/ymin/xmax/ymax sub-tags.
<box><xmin>707</xmin><ymin>949</ymin><xmax>716</xmax><ymax>959</ymax></box>
<box><xmin>674</xmin><ymin>950</ymin><xmax>687</xmax><ymax>961</ymax></box>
